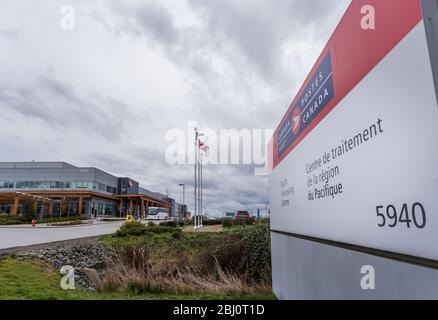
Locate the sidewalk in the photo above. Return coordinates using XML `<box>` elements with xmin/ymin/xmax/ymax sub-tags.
<box><xmin>0</xmin><ymin>220</ymin><xmax>124</xmax><ymax>250</ymax></box>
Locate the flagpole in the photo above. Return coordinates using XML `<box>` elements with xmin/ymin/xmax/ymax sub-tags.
<box><xmin>199</xmin><ymin>151</ymin><xmax>202</xmax><ymax>227</ymax></box>
<box><xmin>197</xmin><ymin>145</ymin><xmax>201</xmax><ymax>228</ymax></box>
<box><xmin>200</xmin><ymin>152</ymin><xmax>203</xmax><ymax>227</ymax></box>
<box><xmin>194</xmin><ymin>127</ymin><xmax>198</xmax><ymax>229</ymax></box>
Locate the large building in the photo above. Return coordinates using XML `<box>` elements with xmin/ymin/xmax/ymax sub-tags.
<box><xmin>0</xmin><ymin>162</ymin><xmax>178</xmax><ymax>218</ymax></box>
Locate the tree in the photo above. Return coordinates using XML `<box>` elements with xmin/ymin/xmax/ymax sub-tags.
<box><xmin>20</xmin><ymin>198</ymin><xmax>35</xmax><ymax>222</ymax></box>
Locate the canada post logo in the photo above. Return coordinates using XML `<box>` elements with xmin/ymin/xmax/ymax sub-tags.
<box><xmin>277</xmin><ymin>51</ymin><xmax>334</xmax><ymax>157</ymax></box>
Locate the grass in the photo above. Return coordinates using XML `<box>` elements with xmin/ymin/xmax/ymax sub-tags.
<box><xmin>0</xmin><ymin>258</ymin><xmax>273</xmax><ymax>300</ymax></box>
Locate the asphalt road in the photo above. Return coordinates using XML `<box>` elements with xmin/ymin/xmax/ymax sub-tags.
<box><xmin>0</xmin><ymin>221</ymin><xmax>124</xmax><ymax>250</ymax></box>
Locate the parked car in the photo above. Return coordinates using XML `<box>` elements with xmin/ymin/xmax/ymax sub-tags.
<box><xmin>233</xmin><ymin>210</ymin><xmax>252</xmax><ymax>220</ymax></box>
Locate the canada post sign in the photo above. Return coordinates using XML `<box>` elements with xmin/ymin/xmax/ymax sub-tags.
<box><xmin>270</xmin><ymin>0</ymin><xmax>438</xmax><ymax>262</ymax></box>
<box><xmin>277</xmin><ymin>52</ymin><xmax>334</xmax><ymax>157</ymax></box>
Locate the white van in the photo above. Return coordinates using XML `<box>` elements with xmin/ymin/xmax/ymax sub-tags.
<box><xmin>146</xmin><ymin>207</ymin><xmax>169</xmax><ymax>220</ymax></box>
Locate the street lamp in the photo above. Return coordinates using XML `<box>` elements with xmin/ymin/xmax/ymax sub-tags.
<box><xmin>178</xmin><ymin>183</ymin><xmax>185</xmax><ymax>221</ymax></box>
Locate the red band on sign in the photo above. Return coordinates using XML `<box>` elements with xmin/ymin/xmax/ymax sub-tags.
<box><xmin>272</xmin><ymin>0</ymin><xmax>423</xmax><ymax>169</ymax></box>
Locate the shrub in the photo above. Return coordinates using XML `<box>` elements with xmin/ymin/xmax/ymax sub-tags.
<box><xmin>198</xmin><ymin>223</ymin><xmax>271</xmax><ymax>282</ymax></box>
<box><xmin>47</xmin><ymin>220</ymin><xmax>85</xmax><ymax>227</ymax></box>
<box><xmin>146</xmin><ymin>225</ymin><xmax>181</xmax><ymax>234</ymax></box>
<box><xmin>20</xmin><ymin>199</ymin><xmax>35</xmax><ymax>222</ymax></box>
<box><xmin>171</xmin><ymin>229</ymin><xmax>182</xmax><ymax>239</ymax></box>
<box><xmin>160</xmin><ymin>221</ymin><xmax>177</xmax><ymax>227</ymax></box>
<box><xmin>202</xmin><ymin>219</ymin><xmax>222</xmax><ymax>226</ymax></box>
<box><xmin>233</xmin><ymin>218</ymin><xmax>255</xmax><ymax>226</ymax></box>
<box><xmin>41</xmin><ymin>215</ymin><xmax>82</xmax><ymax>223</ymax></box>
<box><xmin>115</xmin><ymin>230</ymin><xmax>127</xmax><ymax>237</ymax></box>
<box><xmin>222</xmin><ymin>219</ymin><xmax>233</xmax><ymax>228</ymax></box>
<box><xmin>178</xmin><ymin>221</ymin><xmax>184</xmax><ymax>227</ymax></box>
<box><xmin>258</xmin><ymin>218</ymin><xmax>270</xmax><ymax>225</ymax></box>
<box><xmin>0</xmin><ymin>216</ymin><xmax>23</xmax><ymax>225</ymax></box>
<box><xmin>197</xmin><ymin>233</ymin><xmax>244</xmax><ymax>275</ymax></box>
<box><xmin>239</xmin><ymin>224</ymin><xmax>271</xmax><ymax>282</ymax></box>
<box><xmin>115</xmin><ymin>222</ymin><xmax>147</xmax><ymax>237</ymax></box>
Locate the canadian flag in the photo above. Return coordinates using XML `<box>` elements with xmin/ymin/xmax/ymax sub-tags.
<box><xmin>198</xmin><ymin>141</ymin><xmax>209</xmax><ymax>153</ymax></box>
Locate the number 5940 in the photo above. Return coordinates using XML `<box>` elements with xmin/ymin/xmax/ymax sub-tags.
<box><xmin>376</xmin><ymin>203</ymin><xmax>426</xmax><ymax>229</ymax></box>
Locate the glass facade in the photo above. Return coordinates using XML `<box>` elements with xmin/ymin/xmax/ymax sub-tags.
<box><xmin>0</xmin><ymin>180</ymin><xmax>117</xmax><ymax>194</ymax></box>
<box><xmin>88</xmin><ymin>198</ymin><xmax>117</xmax><ymax>216</ymax></box>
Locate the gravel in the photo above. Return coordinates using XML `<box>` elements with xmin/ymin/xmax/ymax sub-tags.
<box><xmin>14</xmin><ymin>240</ymin><xmax>114</xmax><ymax>291</ymax></box>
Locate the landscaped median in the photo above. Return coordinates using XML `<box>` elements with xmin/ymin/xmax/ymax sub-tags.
<box><xmin>0</xmin><ymin>220</ymin><xmax>274</xmax><ymax>300</ymax></box>
<box><xmin>0</xmin><ymin>214</ymin><xmax>84</xmax><ymax>226</ymax></box>
<box><xmin>47</xmin><ymin>220</ymin><xmax>94</xmax><ymax>227</ymax></box>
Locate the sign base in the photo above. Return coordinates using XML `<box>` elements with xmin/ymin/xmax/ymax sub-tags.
<box><xmin>271</xmin><ymin>231</ymin><xmax>438</xmax><ymax>300</ymax></box>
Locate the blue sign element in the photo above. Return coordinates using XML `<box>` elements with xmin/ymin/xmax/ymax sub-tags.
<box><xmin>277</xmin><ymin>51</ymin><xmax>334</xmax><ymax>157</ymax></box>
<box><xmin>277</xmin><ymin>114</ymin><xmax>293</xmax><ymax>157</ymax></box>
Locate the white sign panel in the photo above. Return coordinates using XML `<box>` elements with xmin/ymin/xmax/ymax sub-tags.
<box><xmin>269</xmin><ymin>0</ymin><xmax>438</xmax><ymax>261</ymax></box>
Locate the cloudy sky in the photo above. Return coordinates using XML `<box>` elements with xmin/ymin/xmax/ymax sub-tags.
<box><xmin>0</xmin><ymin>0</ymin><xmax>350</xmax><ymax>216</ymax></box>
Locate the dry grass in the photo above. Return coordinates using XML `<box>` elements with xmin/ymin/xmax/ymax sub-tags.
<box><xmin>182</xmin><ymin>225</ymin><xmax>223</xmax><ymax>233</ymax></box>
<box><xmin>102</xmin><ymin>246</ymin><xmax>271</xmax><ymax>295</ymax></box>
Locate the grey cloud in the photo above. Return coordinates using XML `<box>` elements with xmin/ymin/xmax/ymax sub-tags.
<box><xmin>135</xmin><ymin>3</ymin><xmax>179</xmax><ymax>45</ymax></box>
<box><xmin>0</xmin><ymin>74</ymin><xmax>128</xmax><ymax>141</ymax></box>
<box><xmin>109</xmin><ymin>0</ymin><xmax>343</xmax><ymax>83</ymax></box>
<box><xmin>103</xmin><ymin>0</ymin><xmax>348</xmax><ymax>132</ymax></box>
<box><xmin>110</xmin><ymin>1</ymin><xmax>180</xmax><ymax>49</ymax></box>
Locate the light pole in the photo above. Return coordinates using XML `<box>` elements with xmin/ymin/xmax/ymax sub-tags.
<box><xmin>178</xmin><ymin>183</ymin><xmax>185</xmax><ymax>221</ymax></box>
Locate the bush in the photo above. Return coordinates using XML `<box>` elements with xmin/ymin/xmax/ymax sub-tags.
<box><xmin>239</xmin><ymin>224</ymin><xmax>271</xmax><ymax>282</ymax></box>
<box><xmin>202</xmin><ymin>219</ymin><xmax>222</xmax><ymax>226</ymax></box>
<box><xmin>196</xmin><ymin>232</ymin><xmax>244</xmax><ymax>275</ymax></box>
<box><xmin>115</xmin><ymin>222</ymin><xmax>147</xmax><ymax>237</ymax></box>
<box><xmin>146</xmin><ymin>225</ymin><xmax>181</xmax><ymax>234</ymax></box>
<box><xmin>198</xmin><ymin>224</ymin><xmax>271</xmax><ymax>282</ymax></box>
<box><xmin>20</xmin><ymin>199</ymin><xmax>35</xmax><ymax>222</ymax></box>
<box><xmin>178</xmin><ymin>221</ymin><xmax>184</xmax><ymax>227</ymax></box>
<box><xmin>47</xmin><ymin>220</ymin><xmax>86</xmax><ymax>226</ymax></box>
<box><xmin>0</xmin><ymin>216</ymin><xmax>23</xmax><ymax>225</ymax></box>
<box><xmin>257</xmin><ymin>218</ymin><xmax>270</xmax><ymax>225</ymax></box>
<box><xmin>221</xmin><ymin>218</ymin><xmax>255</xmax><ymax>228</ymax></box>
<box><xmin>233</xmin><ymin>218</ymin><xmax>255</xmax><ymax>226</ymax></box>
<box><xmin>171</xmin><ymin>229</ymin><xmax>182</xmax><ymax>239</ymax></box>
<box><xmin>222</xmin><ymin>219</ymin><xmax>233</xmax><ymax>228</ymax></box>
<box><xmin>159</xmin><ymin>221</ymin><xmax>177</xmax><ymax>227</ymax></box>
<box><xmin>41</xmin><ymin>215</ymin><xmax>82</xmax><ymax>224</ymax></box>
